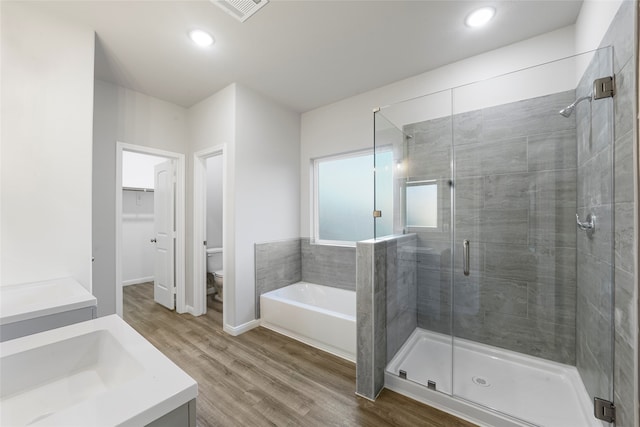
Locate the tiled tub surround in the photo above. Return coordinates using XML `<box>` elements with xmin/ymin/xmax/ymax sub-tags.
<box><xmin>254</xmin><ymin>238</ymin><xmax>356</xmax><ymax>318</ymax></box>
<box><xmin>301</xmin><ymin>238</ymin><xmax>356</xmax><ymax>290</ymax></box>
<box><xmin>254</xmin><ymin>239</ymin><xmax>301</xmax><ymax>318</ymax></box>
<box><xmin>405</xmin><ymin>89</ymin><xmax>579</xmax><ymax>365</ymax></box>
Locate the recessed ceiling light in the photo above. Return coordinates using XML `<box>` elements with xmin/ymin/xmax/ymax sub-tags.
<box><xmin>465</xmin><ymin>7</ymin><xmax>496</xmax><ymax>28</ymax></box>
<box><xmin>189</xmin><ymin>29</ymin><xmax>215</xmax><ymax>47</ymax></box>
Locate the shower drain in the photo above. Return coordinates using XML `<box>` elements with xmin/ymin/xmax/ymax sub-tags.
<box><xmin>472</xmin><ymin>376</ymin><xmax>490</xmax><ymax>387</ymax></box>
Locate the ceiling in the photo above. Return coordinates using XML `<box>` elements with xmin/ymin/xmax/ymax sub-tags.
<box><xmin>35</xmin><ymin>0</ymin><xmax>583</xmax><ymax>113</ymax></box>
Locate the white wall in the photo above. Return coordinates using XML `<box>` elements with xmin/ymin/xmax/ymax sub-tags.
<box><xmin>122</xmin><ymin>151</ymin><xmax>167</xmax><ymax>189</ymax></box>
<box><xmin>187</xmin><ymin>84</ymin><xmax>235</xmax><ymax>311</ymax></box>
<box><xmin>206</xmin><ymin>155</ymin><xmax>223</xmax><ymax>249</ymax></box>
<box><xmin>92</xmin><ymin>79</ymin><xmax>187</xmax><ymax>316</ymax></box>
<box><xmin>121</xmin><ymin>190</ymin><xmax>154</xmax><ymax>285</ymax></box>
<box><xmin>234</xmin><ymin>84</ymin><xmax>301</xmax><ymax>326</ymax></box>
<box><xmin>120</xmin><ymin>152</ymin><xmax>165</xmax><ymax>286</ymax></box>
<box><xmin>299</xmin><ymin>26</ymin><xmax>577</xmax><ymax>238</ymax></box>
<box><xmin>1</xmin><ymin>2</ymin><xmax>95</xmax><ymax>289</ymax></box>
<box><xmin>575</xmin><ymin>0</ymin><xmax>624</xmax><ymax>54</ymax></box>
<box><xmin>187</xmin><ymin>83</ymin><xmax>300</xmax><ymax>329</ymax></box>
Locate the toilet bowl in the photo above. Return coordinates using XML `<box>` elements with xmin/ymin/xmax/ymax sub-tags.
<box><xmin>206</xmin><ymin>248</ymin><xmax>223</xmax><ymax>302</ymax></box>
<box><xmin>213</xmin><ymin>271</ymin><xmax>223</xmax><ymax>302</ymax></box>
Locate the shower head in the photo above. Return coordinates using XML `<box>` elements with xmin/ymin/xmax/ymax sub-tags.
<box><xmin>559</xmin><ymin>94</ymin><xmax>592</xmax><ymax>118</ymax></box>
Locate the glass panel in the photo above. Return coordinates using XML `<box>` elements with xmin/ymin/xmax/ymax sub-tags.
<box><xmin>317</xmin><ymin>152</ymin><xmax>379</xmax><ymax>242</ymax></box>
<box><xmin>375</xmin><ymin>48</ymin><xmax>615</xmax><ymax>427</ymax></box>
<box><xmin>377</xmin><ymin>89</ymin><xmax>454</xmax><ymax>397</ymax></box>
<box><xmin>451</xmin><ymin>47</ymin><xmax>614</xmax><ymax>426</ymax></box>
<box><xmin>373</xmin><ymin>112</ymin><xmax>403</xmax><ymax>239</ymax></box>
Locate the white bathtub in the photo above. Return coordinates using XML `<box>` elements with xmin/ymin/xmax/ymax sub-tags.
<box><xmin>260</xmin><ymin>282</ymin><xmax>356</xmax><ymax>362</ymax></box>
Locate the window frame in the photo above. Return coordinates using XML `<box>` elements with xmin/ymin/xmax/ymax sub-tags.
<box><xmin>312</xmin><ymin>148</ymin><xmax>391</xmax><ymax>246</ymax></box>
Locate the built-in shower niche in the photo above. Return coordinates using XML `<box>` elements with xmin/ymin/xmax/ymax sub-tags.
<box><xmin>361</xmin><ymin>47</ymin><xmax>615</xmax><ymax>427</ymax></box>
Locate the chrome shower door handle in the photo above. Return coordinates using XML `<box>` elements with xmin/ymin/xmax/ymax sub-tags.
<box><xmin>463</xmin><ymin>239</ymin><xmax>470</xmax><ymax>276</ymax></box>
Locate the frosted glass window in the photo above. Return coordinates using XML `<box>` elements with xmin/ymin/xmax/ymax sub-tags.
<box><xmin>406</xmin><ymin>183</ymin><xmax>437</xmax><ymax>228</ymax></box>
<box><xmin>315</xmin><ymin>151</ymin><xmax>392</xmax><ymax>243</ymax></box>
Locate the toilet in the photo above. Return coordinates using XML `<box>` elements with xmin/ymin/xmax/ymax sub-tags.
<box><xmin>206</xmin><ymin>248</ymin><xmax>223</xmax><ymax>302</ymax></box>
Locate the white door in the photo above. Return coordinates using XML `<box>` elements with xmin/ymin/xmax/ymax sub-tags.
<box><xmin>153</xmin><ymin>160</ymin><xmax>175</xmax><ymax>310</ymax></box>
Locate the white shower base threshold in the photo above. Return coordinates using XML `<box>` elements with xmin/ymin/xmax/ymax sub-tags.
<box><xmin>386</xmin><ymin>328</ymin><xmax>603</xmax><ymax>427</ymax></box>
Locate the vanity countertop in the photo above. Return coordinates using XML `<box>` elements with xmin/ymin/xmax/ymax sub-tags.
<box><xmin>0</xmin><ymin>314</ymin><xmax>198</xmax><ymax>426</ymax></box>
<box><xmin>0</xmin><ymin>277</ymin><xmax>97</xmax><ymax>325</ymax></box>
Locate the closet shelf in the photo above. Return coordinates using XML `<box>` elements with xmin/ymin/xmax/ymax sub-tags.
<box><xmin>123</xmin><ymin>187</ymin><xmax>154</xmax><ymax>192</ymax></box>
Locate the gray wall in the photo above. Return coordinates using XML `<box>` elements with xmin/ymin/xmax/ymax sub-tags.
<box><xmin>254</xmin><ymin>239</ymin><xmax>301</xmax><ymax>318</ymax></box>
<box><xmin>385</xmin><ymin>235</ymin><xmax>418</xmax><ymax>362</ymax></box>
<box><xmin>410</xmin><ymin>90</ymin><xmax>579</xmax><ymax>364</ymax></box>
<box><xmin>575</xmin><ymin>46</ymin><xmax>616</xmax><ymax>411</ymax></box>
<box><xmin>301</xmin><ymin>239</ymin><xmax>356</xmax><ymax>290</ymax></box>
<box><xmin>356</xmin><ymin>234</ymin><xmax>417</xmax><ymax>400</ymax></box>
<box><xmin>575</xmin><ymin>4</ymin><xmax>637</xmax><ymax>426</ymax></box>
<box><xmin>598</xmin><ymin>2</ymin><xmax>636</xmax><ymax>425</ymax></box>
<box><xmin>254</xmin><ymin>238</ymin><xmax>357</xmax><ymax>318</ymax></box>
<box><xmin>355</xmin><ymin>239</ymin><xmax>387</xmax><ymax>400</ymax></box>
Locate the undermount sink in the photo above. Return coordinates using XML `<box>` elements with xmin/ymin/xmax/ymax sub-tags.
<box><xmin>0</xmin><ymin>315</ymin><xmax>197</xmax><ymax>426</ymax></box>
<box><xmin>1</xmin><ymin>329</ymin><xmax>142</xmax><ymax>426</ymax></box>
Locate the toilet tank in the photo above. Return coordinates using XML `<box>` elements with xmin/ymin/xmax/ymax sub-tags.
<box><xmin>206</xmin><ymin>248</ymin><xmax>223</xmax><ymax>273</ymax></box>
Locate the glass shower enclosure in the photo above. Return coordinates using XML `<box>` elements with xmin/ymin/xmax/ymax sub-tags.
<box><xmin>374</xmin><ymin>48</ymin><xmax>615</xmax><ymax>426</ymax></box>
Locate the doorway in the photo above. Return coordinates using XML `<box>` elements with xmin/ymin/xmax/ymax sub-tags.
<box><xmin>193</xmin><ymin>145</ymin><xmax>226</xmax><ymax>319</ymax></box>
<box><xmin>115</xmin><ymin>142</ymin><xmax>186</xmax><ymax>316</ymax></box>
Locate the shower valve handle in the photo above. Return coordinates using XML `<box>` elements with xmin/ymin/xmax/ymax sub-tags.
<box><xmin>576</xmin><ymin>214</ymin><xmax>596</xmax><ymax>231</ymax></box>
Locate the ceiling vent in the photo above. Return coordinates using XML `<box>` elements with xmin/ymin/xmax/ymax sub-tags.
<box><xmin>211</xmin><ymin>0</ymin><xmax>269</xmax><ymax>23</ymax></box>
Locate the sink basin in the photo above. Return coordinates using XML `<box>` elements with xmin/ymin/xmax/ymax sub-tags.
<box><xmin>1</xmin><ymin>330</ymin><xmax>143</xmax><ymax>426</ymax></box>
<box><xmin>0</xmin><ymin>315</ymin><xmax>197</xmax><ymax>426</ymax></box>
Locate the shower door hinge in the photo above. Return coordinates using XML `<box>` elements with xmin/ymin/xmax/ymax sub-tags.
<box><xmin>594</xmin><ymin>397</ymin><xmax>616</xmax><ymax>423</ymax></box>
<box><xmin>373</xmin><ymin>210</ymin><xmax>382</xmax><ymax>218</ymax></box>
<box><xmin>593</xmin><ymin>76</ymin><xmax>615</xmax><ymax>100</ymax></box>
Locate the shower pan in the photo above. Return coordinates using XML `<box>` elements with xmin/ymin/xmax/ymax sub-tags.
<box><xmin>372</xmin><ymin>47</ymin><xmax>615</xmax><ymax>426</ymax></box>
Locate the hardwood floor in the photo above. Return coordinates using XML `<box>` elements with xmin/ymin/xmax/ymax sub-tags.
<box><xmin>123</xmin><ymin>283</ymin><xmax>477</xmax><ymax>427</ymax></box>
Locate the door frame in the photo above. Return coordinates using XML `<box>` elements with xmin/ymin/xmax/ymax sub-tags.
<box><xmin>115</xmin><ymin>142</ymin><xmax>186</xmax><ymax>316</ymax></box>
<box><xmin>193</xmin><ymin>144</ymin><xmax>226</xmax><ymax>317</ymax></box>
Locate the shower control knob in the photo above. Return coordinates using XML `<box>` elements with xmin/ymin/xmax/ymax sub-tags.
<box><xmin>150</xmin><ymin>238</ymin><xmax>157</xmax><ymax>243</ymax></box>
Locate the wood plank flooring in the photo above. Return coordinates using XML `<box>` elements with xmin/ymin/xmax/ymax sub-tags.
<box><xmin>123</xmin><ymin>283</ymin><xmax>477</xmax><ymax>427</ymax></box>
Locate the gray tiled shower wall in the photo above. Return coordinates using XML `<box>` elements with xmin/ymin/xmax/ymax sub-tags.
<box><xmin>577</xmin><ymin>2</ymin><xmax>637</xmax><ymax>426</ymax></box>
<box><xmin>254</xmin><ymin>238</ymin><xmax>356</xmax><ymax>317</ymax></box>
<box><xmin>356</xmin><ymin>234</ymin><xmax>417</xmax><ymax>400</ymax></box>
<box><xmin>575</xmin><ymin>46</ymin><xmax>615</xmax><ymax>413</ymax></box>
<box><xmin>406</xmin><ymin>89</ymin><xmax>579</xmax><ymax>365</ymax></box>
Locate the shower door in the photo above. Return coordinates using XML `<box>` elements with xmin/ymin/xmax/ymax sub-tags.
<box><xmin>450</xmin><ymin>49</ymin><xmax>615</xmax><ymax>426</ymax></box>
<box><xmin>375</xmin><ymin>89</ymin><xmax>455</xmax><ymax>397</ymax></box>
<box><xmin>375</xmin><ymin>48</ymin><xmax>615</xmax><ymax>427</ymax></box>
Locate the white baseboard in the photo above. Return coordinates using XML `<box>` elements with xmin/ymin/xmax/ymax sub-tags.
<box><xmin>185</xmin><ymin>304</ymin><xmax>198</xmax><ymax>316</ymax></box>
<box><xmin>122</xmin><ymin>277</ymin><xmax>154</xmax><ymax>286</ymax></box>
<box><xmin>223</xmin><ymin>319</ymin><xmax>261</xmax><ymax>336</ymax></box>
